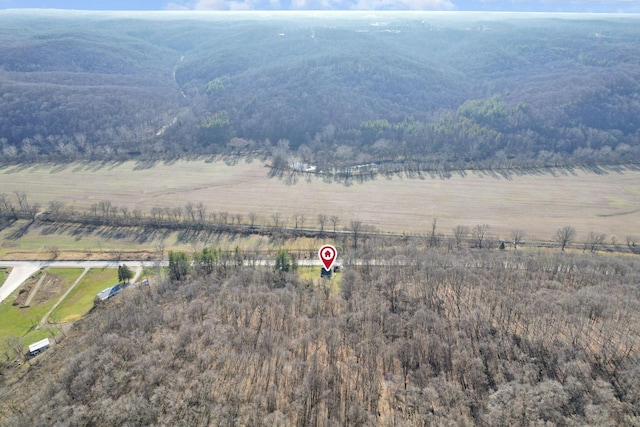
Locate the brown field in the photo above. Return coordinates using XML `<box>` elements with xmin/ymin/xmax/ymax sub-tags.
<box><xmin>1</xmin><ymin>160</ymin><xmax>639</xmax><ymax>242</ymax></box>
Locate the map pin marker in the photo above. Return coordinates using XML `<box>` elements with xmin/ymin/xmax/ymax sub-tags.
<box><xmin>319</xmin><ymin>245</ymin><xmax>337</xmax><ymax>271</ymax></box>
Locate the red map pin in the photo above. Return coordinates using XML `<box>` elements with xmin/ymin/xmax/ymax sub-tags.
<box><xmin>319</xmin><ymin>245</ymin><xmax>337</xmax><ymax>271</ymax></box>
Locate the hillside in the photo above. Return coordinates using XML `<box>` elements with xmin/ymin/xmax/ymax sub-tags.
<box><xmin>1</xmin><ymin>248</ymin><xmax>639</xmax><ymax>425</ymax></box>
<box><xmin>1</xmin><ymin>11</ymin><xmax>640</xmax><ymax>169</ymax></box>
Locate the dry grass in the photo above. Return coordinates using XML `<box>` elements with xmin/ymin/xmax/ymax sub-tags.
<box><xmin>1</xmin><ymin>160</ymin><xmax>639</xmax><ymax>241</ymax></box>
<box><xmin>0</xmin><ymin>219</ymin><xmax>281</xmax><ymax>260</ymax></box>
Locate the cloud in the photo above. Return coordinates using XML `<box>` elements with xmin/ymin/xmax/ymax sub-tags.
<box><xmin>352</xmin><ymin>0</ymin><xmax>454</xmax><ymax>9</ymax></box>
<box><xmin>165</xmin><ymin>2</ymin><xmax>191</xmax><ymax>9</ymax></box>
<box><xmin>166</xmin><ymin>0</ymin><xmax>453</xmax><ymax>9</ymax></box>
<box><xmin>168</xmin><ymin>0</ymin><xmax>640</xmax><ymax>11</ymax></box>
<box><xmin>474</xmin><ymin>0</ymin><xmax>640</xmax><ymax>12</ymax></box>
<box><xmin>165</xmin><ymin>0</ymin><xmax>271</xmax><ymax>9</ymax></box>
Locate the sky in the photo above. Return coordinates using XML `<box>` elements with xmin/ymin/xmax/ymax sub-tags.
<box><xmin>0</xmin><ymin>0</ymin><xmax>638</xmax><ymax>12</ymax></box>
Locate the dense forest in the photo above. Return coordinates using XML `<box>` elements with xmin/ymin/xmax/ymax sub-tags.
<box><xmin>1</xmin><ymin>247</ymin><xmax>639</xmax><ymax>425</ymax></box>
<box><xmin>1</xmin><ymin>11</ymin><xmax>640</xmax><ymax>170</ymax></box>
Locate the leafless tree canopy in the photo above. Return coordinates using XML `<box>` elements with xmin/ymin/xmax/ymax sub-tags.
<box><xmin>453</xmin><ymin>224</ymin><xmax>470</xmax><ymax>248</ymax></box>
<box><xmin>472</xmin><ymin>223</ymin><xmax>490</xmax><ymax>249</ymax></box>
<box><xmin>3</xmin><ymin>248</ymin><xmax>640</xmax><ymax>426</ymax></box>
<box><xmin>510</xmin><ymin>228</ymin><xmax>526</xmax><ymax>249</ymax></box>
<box><xmin>586</xmin><ymin>231</ymin><xmax>606</xmax><ymax>252</ymax></box>
<box><xmin>555</xmin><ymin>225</ymin><xmax>576</xmax><ymax>251</ymax></box>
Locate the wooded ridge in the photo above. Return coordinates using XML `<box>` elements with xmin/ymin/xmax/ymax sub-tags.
<box><xmin>1</xmin><ymin>12</ymin><xmax>640</xmax><ymax>170</ymax></box>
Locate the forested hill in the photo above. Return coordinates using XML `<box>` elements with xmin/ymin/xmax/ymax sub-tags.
<box><xmin>1</xmin><ymin>11</ymin><xmax>640</xmax><ymax>169</ymax></box>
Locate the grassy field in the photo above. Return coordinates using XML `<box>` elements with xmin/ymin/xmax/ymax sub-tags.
<box><xmin>0</xmin><ymin>268</ymin><xmax>83</xmax><ymax>355</ymax></box>
<box><xmin>0</xmin><ymin>268</ymin><xmax>8</xmax><ymax>286</ymax></box>
<box><xmin>0</xmin><ymin>219</ymin><xmax>282</xmax><ymax>260</ymax></box>
<box><xmin>298</xmin><ymin>266</ymin><xmax>341</xmax><ymax>297</ymax></box>
<box><xmin>0</xmin><ymin>160</ymin><xmax>639</xmax><ymax>242</ymax></box>
<box><xmin>50</xmin><ymin>268</ymin><xmax>119</xmax><ymax>323</ymax></box>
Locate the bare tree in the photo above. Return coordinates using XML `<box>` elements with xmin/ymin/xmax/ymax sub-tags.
<box><xmin>429</xmin><ymin>218</ymin><xmax>441</xmax><ymax>247</ymax></box>
<box><xmin>14</xmin><ymin>191</ymin><xmax>29</xmax><ymax>212</ymax></box>
<box><xmin>330</xmin><ymin>215</ymin><xmax>340</xmax><ymax>233</ymax></box>
<box><xmin>453</xmin><ymin>225</ymin><xmax>469</xmax><ymax>249</ymax></box>
<box><xmin>0</xmin><ymin>193</ymin><xmax>14</xmax><ymax>216</ymax></box>
<box><xmin>317</xmin><ymin>214</ymin><xmax>328</xmax><ymax>233</ymax></box>
<box><xmin>4</xmin><ymin>335</ymin><xmax>25</xmax><ymax>365</ymax></box>
<box><xmin>271</xmin><ymin>212</ymin><xmax>282</xmax><ymax>229</ymax></box>
<box><xmin>26</xmin><ymin>202</ymin><xmax>40</xmax><ymax>221</ymax></box>
<box><xmin>586</xmin><ymin>231</ymin><xmax>606</xmax><ymax>252</ymax></box>
<box><xmin>185</xmin><ymin>202</ymin><xmax>196</xmax><ymax>222</ymax></box>
<box><xmin>218</xmin><ymin>211</ymin><xmax>229</xmax><ymax>225</ymax></box>
<box><xmin>98</xmin><ymin>200</ymin><xmax>112</xmax><ymax>217</ymax></box>
<box><xmin>45</xmin><ymin>246</ymin><xmax>60</xmax><ymax>260</ymax></box>
<box><xmin>473</xmin><ymin>224</ymin><xmax>490</xmax><ymax>249</ymax></box>
<box><xmin>196</xmin><ymin>203</ymin><xmax>206</xmax><ymax>222</ymax></box>
<box><xmin>155</xmin><ymin>241</ymin><xmax>165</xmax><ymax>261</ymax></box>
<box><xmin>47</xmin><ymin>200</ymin><xmax>65</xmax><ymax>219</ymax></box>
<box><xmin>248</xmin><ymin>212</ymin><xmax>258</xmax><ymax>227</ymax></box>
<box><xmin>510</xmin><ymin>229</ymin><xmax>526</xmax><ymax>250</ymax></box>
<box><xmin>555</xmin><ymin>226</ymin><xmax>576</xmax><ymax>251</ymax></box>
<box><xmin>171</xmin><ymin>207</ymin><xmax>183</xmax><ymax>222</ymax></box>
<box><xmin>120</xmin><ymin>206</ymin><xmax>131</xmax><ymax>221</ymax></box>
<box><xmin>350</xmin><ymin>220</ymin><xmax>363</xmax><ymax>250</ymax></box>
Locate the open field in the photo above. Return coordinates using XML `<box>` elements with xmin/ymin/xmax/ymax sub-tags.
<box><xmin>50</xmin><ymin>268</ymin><xmax>118</xmax><ymax>323</ymax></box>
<box><xmin>0</xmin><ymin>268</ymin><xmax>83</xmax><ymax>354</ymax></box>
<box><xmin>1</xmin><ymin>160</ymin><xmax>639</xmax><ymax>241</ymax></box>
<box><xmin>0</xmin><ymin>220</ymin><xmax>286</xmax><ymax>260</ymax></box>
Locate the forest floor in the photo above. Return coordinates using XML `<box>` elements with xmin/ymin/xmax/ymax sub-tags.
<box><xmin>0</xmin><ymin>159</ymin><xmax>638</xmax><ymax>241</ymax></box>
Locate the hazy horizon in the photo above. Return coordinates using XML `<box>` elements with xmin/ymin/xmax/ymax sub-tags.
<box><xmin>1</xmin><ymin>0</ymin><xmax>639</xmax><ymax>13</ymax></box>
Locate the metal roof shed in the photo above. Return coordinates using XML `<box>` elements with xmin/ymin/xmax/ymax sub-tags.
<box><xmin>28</xmin><ymin>338</ymin><xmax>50</xmax><ymax>356</ymax></box>
<box><xmin>97</xmin><ymin>284</ymin><xmax>122</xmax><ymax>301</ymax></box>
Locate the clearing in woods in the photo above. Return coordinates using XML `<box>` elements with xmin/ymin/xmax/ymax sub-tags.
<box><xmin>50</xmin><ymin>268</ymin><xmax>119</xmax><ymax>323</ymax></box>
<box><xmin>0</xmin><ymin>268</ymin><xmax>83</xmax><ymax>354</ymax></box>
<box><xmin>0</xmin><ymin>160</ymin><xmax>639</xmax><ymax>240</ymax></box>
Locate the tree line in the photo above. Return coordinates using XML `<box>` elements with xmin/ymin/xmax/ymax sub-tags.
<box><xmin>1</xmin><ymin>192</ymin><xmax>638</xmax><ymax>256</ymax></box>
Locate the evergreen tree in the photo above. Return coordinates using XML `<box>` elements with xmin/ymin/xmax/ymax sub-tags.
<box><xmin>168</xmin><ymin>251</ymin><xmax>190</xmax><ymax>281</ymax></box>
<box><xmin>117</xmin><ymin>264</ymin><xmax>134</xmax><ymax>283</ymax></box>
<box><xmin>274</xmin><ymin>249</ymin><xmax>297</xmax><ymax>273</ymax></box>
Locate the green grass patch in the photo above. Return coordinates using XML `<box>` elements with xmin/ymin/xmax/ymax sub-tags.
<box><xmin>297</xmin><ymin>266</ymin><xmax>341</xmax><ymax>297</ymax></box>
<box><xmin>49</xmin><ymin>268</ymin><xmax>85</xmax><ymax>285</ymax></box>
<box><xmin>51</xmin><ymin>268</ymin><xmax>119</xmax><ymax>323</ymax></box>
<box><xmin>297</xmin><ymin>266</ymin><xmax>322</xmax><ymax>281</ymax></box>
<box><xmin>0</xmin><ymin>268</ymin><xmax>82</xmax><ymax>354</ymax></box>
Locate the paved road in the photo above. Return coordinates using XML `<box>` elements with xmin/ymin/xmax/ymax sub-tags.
<box><xmin>0</xmin><ymin>259</ymin><xmax>332</xmax><ymax>303</ymax></box>
<box><xmin>0</xmin><ymin>260</ymin><xmax>166</xmax><ymax>303</ymax></box>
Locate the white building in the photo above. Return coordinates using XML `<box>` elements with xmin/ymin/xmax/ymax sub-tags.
<box><xmin>28</xmin><ymin>338</ymin><xmax>50</xmax><ymax>357</ymax></box>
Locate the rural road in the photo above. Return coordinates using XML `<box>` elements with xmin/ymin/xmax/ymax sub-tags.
<box><xmin>0</xmin><ymin>260</ymin><xmax>167</xmax><ymax>303</ymax></box>
<box><xmin>0</xmin><ymin>259</ymin><xmax>331</xmax><ymax>303</ymax></box>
